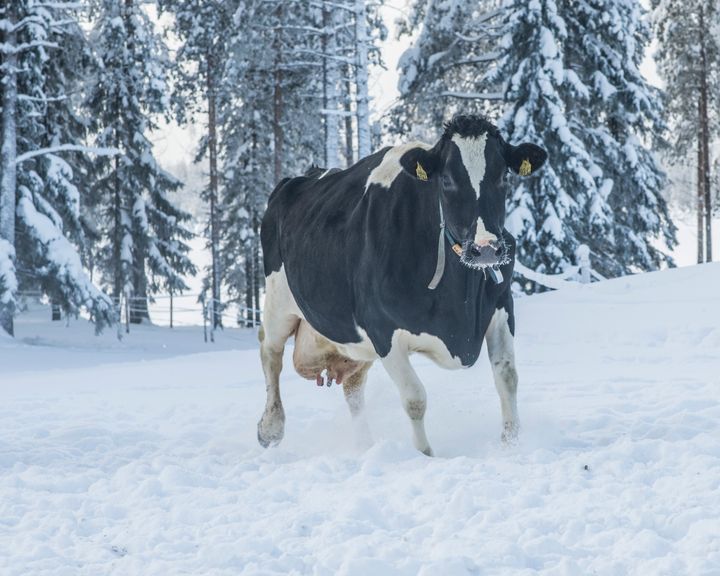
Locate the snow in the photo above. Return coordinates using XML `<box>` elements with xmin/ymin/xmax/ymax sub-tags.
<box><xmin>1</xmin><ymin>264</ymin><xmax>719</xmax><ymax>574</ymax></box>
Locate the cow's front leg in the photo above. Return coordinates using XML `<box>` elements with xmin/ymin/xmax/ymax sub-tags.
<box><xmin>485</xmin><ymin>307</ymin><xmax>519</xmax><ymax>444</ymax></box>
<box><xmin>257</xmin><ymin>272</ymin><xmax>300</xmax><ymax>448</ymax></box>
<box><xmin>381</xmin><ymin>347</ymin><xmax>433</xmax><ymax>456</ymax></box>
<box><xmin>342</xmin><ymin>362</ymin><xmax>373</xmax><ymax>448</ymax></box>
<box><xmin>258</xmin><ymin>335</ymin><xmax>287</xmax><ymax>448</ymax></box>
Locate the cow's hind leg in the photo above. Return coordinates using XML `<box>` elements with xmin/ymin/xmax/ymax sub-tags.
<box><xmin>342</xmin><ymin>362</ymin><xmax>373</xmax><ymax>447</ymax></box>
<box><xmin>257</xmin><ymin>271</ymin><xmax>299</xmax><ymax>448</ymax></box>
<box><xmin>381</xmin><ymin>347</ymin><xmax>433</xmax><ymax>456</ymax></box>
<box><xmin>485</xmin><ymin>307</ymin><xmax>519</xmax><ymax>444</ymax></box>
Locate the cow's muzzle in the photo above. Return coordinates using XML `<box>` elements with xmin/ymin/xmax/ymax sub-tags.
<box><xmin>459</xmin><ymin>239</ymin><xmax>509</xmax><ymax>270</ymax></box>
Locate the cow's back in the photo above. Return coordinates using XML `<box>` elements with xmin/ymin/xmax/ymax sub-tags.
<box><xmin>261</xmin><ymin>153</ymin><xmax>385</xmax><ymax>345</ymax></box>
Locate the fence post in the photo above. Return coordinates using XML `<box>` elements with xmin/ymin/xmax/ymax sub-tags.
<box><xmin>124</xmin><ymin>291</ymin><xmax>130</xmax><ymax>334</ymax></box>
<box><xmin>209</xmin><ymin>298</ymin><xmax>215</xmax><ymax>343</ymax></box>
<box><xmin>201</xmin><ymin>294</ymin><xmax>208</xmax><ymax>343</ymax></box>
<box><xmin>115</xmin><ymin>296</ymin><xmax>122</xmax><ymax>341</ymax></box>
<box><xmin>576</xmin><ymin>244</ymin><xmax>591</xmax><ymax>284</ymax></box>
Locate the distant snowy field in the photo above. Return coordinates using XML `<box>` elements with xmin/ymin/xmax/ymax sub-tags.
<box><xmin>1</xmin><ymin>264</ymin><xmax>719</xmax><ymax>575</ymax></box>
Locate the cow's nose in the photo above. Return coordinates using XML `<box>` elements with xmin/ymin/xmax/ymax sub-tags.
<box><xmin>469</xmin><ymin>241</ymin><xmax>500</xmax><ymax>264</ymax></box>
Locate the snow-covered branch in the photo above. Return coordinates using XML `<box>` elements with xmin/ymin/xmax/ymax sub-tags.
<box><xmin>319</xmin><ymin>108</ymin><xmax>355</xmax><ymax>117</ymax></box>
<box><xmin>18</xmin><ymin>94</ymin><xmax>68</xmax><ymax>103</ymax></box>
<box><xmin>447</xmin><ymin>53</ymin><xmax>500</xmax><ymax>67</ymax></box>
<box><xmin>439</xmin><ymin>90</ymin><xmax>503</xmax><ymax>100</ymax></box>
<box><xmin>0</xmin><ymin>40</ymin><xmax>59</xmax><ymax>54</ymax></box>
<box><xmin>15</xmin><ymin>145</ymin><xmax>120</xmax><ymax>165</ymax></box>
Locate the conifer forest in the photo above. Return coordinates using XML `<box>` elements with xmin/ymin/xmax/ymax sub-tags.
<box><xmin>0</xmin><ymin>0</ymin><xmax>716</xmax><ymax>336</ymax></box>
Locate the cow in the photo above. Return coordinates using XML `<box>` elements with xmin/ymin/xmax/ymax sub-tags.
<box><xmin>257</xmin><ymin>114</ymin><xmax>547</xmax><ymax>456</ymax></box>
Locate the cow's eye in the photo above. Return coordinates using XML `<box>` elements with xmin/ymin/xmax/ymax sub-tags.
<box><xmin>441</xmin><ymin>174</ymin><xmax>456</xmax><ymax>191</ymax></box>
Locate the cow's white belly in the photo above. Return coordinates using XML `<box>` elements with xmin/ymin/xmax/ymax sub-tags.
<box><xmin>266</xmin><ymin>266</ymin><xmax>464</xmax><ymax>370</ymax></box>
<box><xmin>341</xmin><ymin>327</ymin><xmax>464</xmax><ymax>369</ymax></box>
<box><xmin>390</xmin><ymin>329</ymin><xmax>465</xmax><ymax>369</ymax></box>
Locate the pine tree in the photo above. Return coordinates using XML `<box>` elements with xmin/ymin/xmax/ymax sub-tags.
<box><xmin>161</xmin><ymin>0</ymin><xmax>384</xmax><ymax>325</ymax></box>
<box><xmin>159</xmin><ymin>0</ymin><xmax>235</xmax><ymax>329</ymax></box>
<box><xmin>86</xmin><ymin>0</ymin><xmax>194</xmax><ymax>325</ymax></box>
<box><xmin>1</xmin><ymin>1</ymin><xmax>115</xmax><ymax>336</ymax></box>
<box><xmin>490</xmin><ymin>0</ymin><xmax>603</xmax><ymax>277</ymax></box>
<box><xmin>395</xmin><ymin>0</ymin><xmax>503</xmax><ymax>138</ymax></box>
<box><xmin>653</xmin><ymin>0</ymin><xmax>718</xmax><ymax>263</ymax></box>
<box><xmin>221</xmin><ymin>0</ymin><xmax>325</xmax><ymax>325</ymax></box>
<box><xmin>563</xmin><ymin>0</ymin><xmax>676</xmax><ymax>276</ymax></box>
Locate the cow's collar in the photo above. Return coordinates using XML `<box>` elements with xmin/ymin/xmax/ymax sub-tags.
<box><xmin>427</xmin><ymin>197</ymin><xmax>504</xmax><ymax>289</ymax></box>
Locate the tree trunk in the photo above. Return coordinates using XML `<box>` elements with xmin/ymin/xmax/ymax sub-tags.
<box><xmin>113</xmin><ymin>152</ymin><xmax>124</xmax><ymax>302</ymax></box>
<box><xmin>699</xmin><ymin>6</ymin><xmax>712</xmax><ymax>262</ymax></box>
<box><xmin>697</xmin><ymin>130</ymin><xmax>705</xmax><ymax>264</ymax></box>
<box><xmin>354</xmin><ymin>0</ymin><xmax>371</xmax><ymax>158</ymax></box>
<box><xmin>345</xmin><ymin>74</ymin><xmax>354</xmax><ymax>166</ymax></box>
<box><xmin>273</xmin><ymin>4</ymin><xmax>284</xmax><ymax>184</ymax></box>
<box><xmin>207</xmin><ymin>49</ymin><xmax>222</xmax><ymax>329</ymax></box>
<box><xmin>130</xmin><ymin>254</ymin><xmax>150</xmax><ymax>324</ymax></box>
<box><xmin>0</xmin><ymin>4</ymin><xmax>18</xmax><ymax>336</ymax></box>
<box><xmin>322</xmin><ymin>3</ymin><xmax>340</xmax><ymax>168</ymax></box>
<box><xmin>244</xmin><ymin>254</ymin><xmax>253</xmax><ymax>327</ymax></box>
<box><xmin>252</xmin><ymin>215</ymin><xmax>261</xmax><ymax>326</ymax></box>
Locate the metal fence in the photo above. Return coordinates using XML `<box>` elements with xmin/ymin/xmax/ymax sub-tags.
<box><xmin>18</xmin><ymin>290</ymin><xmax>263</xmax><ymax>342</ymax></box>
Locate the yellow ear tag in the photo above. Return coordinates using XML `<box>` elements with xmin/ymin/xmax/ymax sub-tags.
<box><xmin>519</xmin><ymin>158</ymin><xmax>532</xmax><ymax>176</ymax></box>
<box><xmin>416</xmin><ymin>162</ymin><xmax>428</xmax><ymax>181</ymax></box>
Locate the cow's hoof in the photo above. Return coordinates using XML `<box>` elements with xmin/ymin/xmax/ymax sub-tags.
<box><xmin>257</xmin><ymin>411</ymin><xmax>285</xmax><ymax>448</ymax></box>
<box><xmin>501</xmin><ymin>422</ymin><xmax>519</xmax><ymax>446</ymax></box>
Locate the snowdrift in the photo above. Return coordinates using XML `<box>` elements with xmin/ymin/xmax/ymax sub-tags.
<box><xmin>1</xmin><ymin>264</ymin><xmax>719</xmax><ymax>575</ymax></box>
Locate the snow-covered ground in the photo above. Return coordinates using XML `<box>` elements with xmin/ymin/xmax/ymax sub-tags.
<box><xmin>1</xmin><ymin>264</ymin><xmax>719</xmax><ymax>575</ymax></box>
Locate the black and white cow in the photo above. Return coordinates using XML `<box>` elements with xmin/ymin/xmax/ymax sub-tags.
<box><xmin>258</xmin><ymin>115</ymin><xmax>547</xmax><ymax>455</ymax></box>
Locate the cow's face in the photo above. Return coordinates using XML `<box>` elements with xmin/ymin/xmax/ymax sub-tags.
<box><xmin>400</xmin><ymin>116</ymin><xmax>547</xmax><ymax>269</ymax></box>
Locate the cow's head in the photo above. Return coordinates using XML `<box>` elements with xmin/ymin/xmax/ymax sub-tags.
<box><xmin>399</xmin><ymin>115</ymin><xmax>547</xmax><ymax>270</ymax></box>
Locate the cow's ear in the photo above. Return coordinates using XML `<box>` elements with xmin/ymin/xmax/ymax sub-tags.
<box><xmin>399</xmin><ymin>147</ymin><xmax>442</xmax><ymax>182</ymax></box>
<box><xmin>504</xmin><ymin>142</ymin><xmax>547</xmax><ymax>176</ymax></box>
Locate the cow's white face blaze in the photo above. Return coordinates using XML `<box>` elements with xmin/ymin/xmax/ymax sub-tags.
<box><xmin>450</xmin><ymin>133</ymin><xmax>498</xmax><ymax>249</ymax></box>
<box><xmin>451</xmin><ymin>134</ymin><xmax>487</xmax><ymax>197</ymax></box>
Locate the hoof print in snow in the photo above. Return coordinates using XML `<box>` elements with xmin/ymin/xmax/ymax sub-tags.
<box><xmin>110</xmin><ymin>545</ymin><xmax>128</xmax><ymax>558</ymax></box>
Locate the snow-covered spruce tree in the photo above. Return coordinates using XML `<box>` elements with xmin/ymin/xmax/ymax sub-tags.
<box><xmin>653</xmin><ymin>0</ymin><xmax>719</xmax><ymax>263</ymax></box>
<box><xmin>0</xmin><ymin>2</ymin><xmax>19</xmax><ymax>334</ymax></box>
<box><xmin>85</xmin><ymin>0</ymin><xmax>194</xmax><ymax>325</ymax></box>
<box><xmin>290</xmin><ymin>0</ymin><xmax>385</xmax><ymax>167</ymax></box>
<box><xmin>563</xmin><ymin>0</ymin><xmax>676</xmax><ymax>276</ymax></box>
<box><xmin>218</xmin><ymin>0</ymin><xmax>324</xmax><ymax>325</ymax></box>
<box><xmin>490</xmin><ymin>0</ymin><xmax>604</xmax><ymax>277</ymax></box>
<box><xmin>320</xmin><ymin>1</ymin><xmax>343</xmax><ymax>168</ymax></box>
<box><xmin>394</xmin><ymin>0</ymin><xmax>503</xmax><ymax>139</ymax></box>
<box><xmin>158</xmin><ymin>0</ymin><xmax>235</xmax><ymax>329</ymax></box>
<box><xmin>1</xmin><ymin>1</ymin><xmax>114</xmax><ymax>336</ymax></box>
